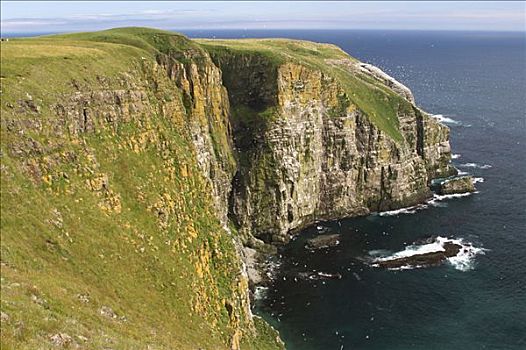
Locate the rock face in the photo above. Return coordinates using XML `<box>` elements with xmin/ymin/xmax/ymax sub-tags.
<box><xmin>374</xmin><ymin>242</ymin><xmax>462</xmax><ymax>269</ymax></box>
<box><xmin>157</xmin><ymin>49</ymin><xmax>237</xmax><ymax>226</ymax></box>
<box><xmin>208</xmin><ymin>54</ymin><xmax>456</xmax><ymax>243</ymax></box>
<box><xmin>437</xmin><ymin>176</ymin><xmax>476</xmax><ymax>195</ymax></box>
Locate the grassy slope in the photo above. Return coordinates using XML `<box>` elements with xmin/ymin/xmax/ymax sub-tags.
<box><xmin>1</xmin><ymin>27</ymin><xmax>410</xmax><ymax>348</ymax></box>
<box><xmin>199</xmin><ymin>38</ymin><xmax>413</xmax><ymax>142</ymax></box>
<box><xmin>1</xmin><ymin>28</ymin><xmax>282</xmax><ymax>349</ymax></box>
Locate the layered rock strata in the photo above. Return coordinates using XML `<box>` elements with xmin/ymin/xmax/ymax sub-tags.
<box><xmin>207</xmin><ymin>55</ymin><xmax>456</xmax><ymax>243</ymax></box>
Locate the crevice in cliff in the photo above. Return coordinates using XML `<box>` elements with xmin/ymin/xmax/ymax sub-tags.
<box><xmin>208</xmin><ymin>51</ymin><xmax>279</xmax><ymax>110</ymax></box>
<box><xmin>415</xmin><ymin>107</ymin><xmax>425</xmax><ymax>159</ymax></box>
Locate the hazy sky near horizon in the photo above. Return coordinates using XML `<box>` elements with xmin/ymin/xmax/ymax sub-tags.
<box><xmin>1</xmin><ymin>1</ymin><xmax>525</xmax><ymax>34</ymax></box>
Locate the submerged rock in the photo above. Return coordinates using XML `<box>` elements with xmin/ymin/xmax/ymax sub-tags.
<box><xmin>315</xmin><ymin>271</ymin><xmax>342</xmax><ymax>280</ymax></box>
<box><xmin>305</xmin><ymin>234</ymin><xmax>341</xmax><ymax>249</ymax></box>
<box><xmin>437</xmin><ymin>175</ymin><xmax>475</xmax><ymax>195</ymax></box>
<box><xmin>374</xmin><ymin>242</ymin><xmax>462</xmax><ymax>269</ymax></box>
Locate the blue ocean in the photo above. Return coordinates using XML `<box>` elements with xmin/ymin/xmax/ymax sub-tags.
<box><xmin>182</xmin><ymin>29</ymin><xmax>526</xmax><ymax>350</ymax></box>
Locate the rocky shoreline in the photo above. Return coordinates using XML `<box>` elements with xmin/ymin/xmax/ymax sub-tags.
<box><xmin>246</xmin><ymin>174</ymin><xmax>478</xmax><ymax>295</ymax></box>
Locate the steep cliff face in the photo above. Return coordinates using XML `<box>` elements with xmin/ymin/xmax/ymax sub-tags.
<box><xmin>1</xmin><ymin>28</ymin><xmax>457</xmax><ymax>349</ymax></box>
<box><xmin>203</xmin><ymin>41</ymin><xmax>456</xmax><ymax>243</ymax></box>
<box><xmin>157</xmin><ymin>49</ymin><xmax>236</xmax><ymax>225</ymax></box>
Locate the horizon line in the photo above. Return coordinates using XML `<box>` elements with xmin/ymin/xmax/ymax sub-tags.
<box><xmin>3</xmin><ymin>27</ymin><xmax>526</xmax><ymax>38</ymax></box>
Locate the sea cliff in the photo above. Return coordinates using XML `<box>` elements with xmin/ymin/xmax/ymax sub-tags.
<box><xmin>1</xmin><ymin>27</ymin><xmax>457</xmax><ymax>349</ymax></box>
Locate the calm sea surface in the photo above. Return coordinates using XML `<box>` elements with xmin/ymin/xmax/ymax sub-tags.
<box><xmin>183</xmin><ymin>29</ymin><xmax>526</xmax><ymax>350</ymax></box>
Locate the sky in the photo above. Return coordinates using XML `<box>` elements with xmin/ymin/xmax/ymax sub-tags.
<box><xmin>1</xmin><ymin>1</ymin><xmax>525</xmax><ymax>34</ymax></box>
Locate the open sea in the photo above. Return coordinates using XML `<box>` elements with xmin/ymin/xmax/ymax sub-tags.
<box><xmin>183</xmin><ymin>29</ymin><xmax>526</xmax><ymax>350</ymax></box>
<box><xmin>11</xmin><ymin>28</ymin><xmax>525</xmax><ymax>349</ymax></box>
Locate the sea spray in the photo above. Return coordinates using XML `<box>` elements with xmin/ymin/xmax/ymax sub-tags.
<box><xmin>370</xmin><ymin>236</ymin><xmax>486</xmax><ymax>271</ymax></box>
<box><xmin>431</xmin><ymin>114</ymin><xmax>461</xmax><ymax>125</ymax></box>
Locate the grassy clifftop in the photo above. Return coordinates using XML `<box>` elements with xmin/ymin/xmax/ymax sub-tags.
<box><xmin>199</xmin><ymin>38</ymin><xmax>412</xmax><ymax>141</ymax></box>
<box><xmin>2</xmin><ymin>27</ymin><xmax>409</xmax><ymax>140</ymax></box>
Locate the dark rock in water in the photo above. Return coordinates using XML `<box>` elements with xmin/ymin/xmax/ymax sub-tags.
<box><xmin>374</xmin><ymin>242</ymin><xmax>462</xmax><ymax>269</ymax></box>
<box><xmin>298</xmin><ymin>271</ymin><xmax>342</xmax><ymax>280</ymax></box>
<box><xmin>316</xmin><ymin>272</ymin><xmax>342</xmax><ymax>280</ymax></box>
<box><xmin>437</xmin><ymin>175</ymin><xmax>475</xmax><ymax>195</ymax></box>
<box><xmin>305</xmin><ymin>234</ymin><xmax>341</xmax><ymax>249</ymax></box>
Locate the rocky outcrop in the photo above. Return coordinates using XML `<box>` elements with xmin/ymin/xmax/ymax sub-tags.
<box><xmin>305</xmin><ymin>234</ymin><xmax>341</xmax><ymax>249</ymax></box>
<box><xmin>437</xmin><ymin>175</ymin><xmax>476</xmax><ymax>195</ymax></box>
<box><xmin>374</xmin><ymin>242</ymin><xmax>462</xmax><ymax>269</ymax></box>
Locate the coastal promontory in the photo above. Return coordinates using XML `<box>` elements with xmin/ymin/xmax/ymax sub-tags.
<box><xmin>1</xmin><ymin>27</ymin><xmax>460</xmax><ymax>349</ymax></box>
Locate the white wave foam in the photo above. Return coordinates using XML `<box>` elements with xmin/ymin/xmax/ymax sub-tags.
<box><xmin>386</xmin><ymin>264</ymin><xmax>424</xmax><ymax>271</ymax></box>
<box><xmin>378</xmin><ymin>206</ymin><xmax>422</xmax><ymax>216</ymax></box>
<box><xmin>431</xmin><ymin>114</ymin><xmax>460</xmax><ymax>125</ymax></box>
<box><xmin>451</xmin><ymin>154</ymin><xmax>461</xmax><ymax>159</ymax></box>
<box><xmin>472</xmin><ymin>177</ymin><xmax>484</xmax><ymax>184</ymax></box>
<box><xmin>254</xmin><ymin>286</ymin><xmax>269</xmax><ymax>300</ymax></box>
<box><xmin>368</xmin><ymin>249</ymin><xmax>392</xmax><ymax>257</ymax></box>
<box><xmin>264</xmin><ymin>259</ymin><xmax>282</xmax><ymax>280</ymax></box>
<box><xmin>448</xmin><ymin>243</ymin><xmax>486</xmax><ymax>271</ymax></box>
<box><xmin>370</xmin><ymin>236</ymin><xmax>486</xmax><ymax>271</ymax></box>
<box><xmin>432</xmin><ymin>192</ymin><xmax>474</xmax><ymax>200</ymax></box>
<box><xmin>459</xmin><ymin>163</ymin><xmax>492</xmax><ymax>169</ymax></box>
<box><xmin>457</xmin><ymin>169</ymin><xmax>469</xmax><ymax>175</ymax></box>
<box><xmin>378</xmin><ymin>190</ymin><xmax>476</xmax><ymax>217</ymax></box>
<box><xmin>375</xmin><ymin>237</ymin><xmax>448</xmax><ymax>261</ymax></box>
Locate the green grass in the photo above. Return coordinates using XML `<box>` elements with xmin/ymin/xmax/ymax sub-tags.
<box><xmin>240</xmin><ymin>316</ymin><xmax>284</xmax><ymax>350</ymax></box>
<box><xmin>1</xmin><ymin>27</ymin><xmax>283</xmax><ymax>349</ymax></box>
<box><xmin>199</xmin><ymin>38</ymin><xmax>408</xmax><ymax>141</ymax></box>
<box><xmin>0</xmin><ymin>113</ymin><xmax>244</xmax><ymax>349</ymax></box>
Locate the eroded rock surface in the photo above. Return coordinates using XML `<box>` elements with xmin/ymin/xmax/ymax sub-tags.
<box><xmin>213</xmin><ymin>58</ymin><xmax>456</xmax><ymax>243</ymax></box>
<box><xmin>438</xmin><ymin>175</ymin><xmax>476</xmax><ymax>195</ymax></box>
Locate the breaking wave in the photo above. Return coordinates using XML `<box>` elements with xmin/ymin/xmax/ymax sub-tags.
<box><xmin>378</xmin><ymin>206</ymin><xmax>422</xmax><ymax>216</ymax></box>
<box><xmin>451</xmin><ymin>154</ymin><xmax>461</xmax><ymax>159</ymax></box>
<box><xmin>472</xmin><ymin>177</ymin><xmax>484</xmax><ymax>184</ymax></box>
<box><xmin>428</xmin><ymin>191</ymin><xmax>477</xmax><ymax>203</ymax></box>
<box><xmin>458</xmin><ymin>163</ymin><xmax>492</xmax><ymax>169</ymax></box>
<box><xmin>378</xmin><ymin>191</ymin><xmax>477</xmax><ymax>217</ymax></box>
<box><xmin>431</xmin><ymin>114</ymin><xmax>460</xmax><ymax>125</ymax></box>
<box><xmin>254</xmin><ymin>286</ymin><xmax>269</xmax><ymax>300</ymax></box>
<box><xmin>369</xmin><ymin>236</ymin><xmax>486</xmax><ymax>271</ymax></box>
